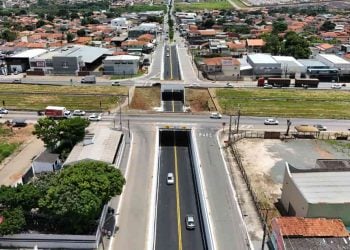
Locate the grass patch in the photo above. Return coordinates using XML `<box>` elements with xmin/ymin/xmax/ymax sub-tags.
<box><xmin>175</xmin><ymin>0</ymin><xmax>232</xmax><ymax>11</ymax></box>
<box><xmin>0</xmin><ymin>142</ymin><xmax>19</xmax><ymax>163</ymax></box>
<box><xmin>216</xmin><ymin>88</ymin><xmax>350</xmax><ymax>119</ymax></box>
<box><xmin>130</xmin><ymin>87</ymin><xmax>161</xmax><ymax>110</ymax></box>
<box><xmin>325</xmin><ymin>140</ymin><xmax>350</xmax><ymax>156</ymax></box>
<box><xmin>0</xmin><ymin>84</ymin><xmax>128</xmax><ymax>111</ymax></box>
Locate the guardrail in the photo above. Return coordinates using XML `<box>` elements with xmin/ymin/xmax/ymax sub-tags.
<box><xmin>190</xmin><ymin>129</ymin><xmax>214</xmax><ymax>250</ymax></box>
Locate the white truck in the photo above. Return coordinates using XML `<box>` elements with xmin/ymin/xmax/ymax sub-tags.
<box><xmin>80</xmin><ymin>75</ymin><xmax>96</xmax><ymax>84</ymax></box>
<box><xmin>44</xmin><ymin>106</ymin><xmax>70</xmax><ymax>119</ymax></box>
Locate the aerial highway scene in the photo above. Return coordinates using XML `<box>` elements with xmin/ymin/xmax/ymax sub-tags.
<box><xmin>0</xmin><ymin>0</ymin><xmax>350</xmax><ymax>250</ymax></box>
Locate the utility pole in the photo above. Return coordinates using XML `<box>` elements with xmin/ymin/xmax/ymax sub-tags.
<box><xmin>119</xmin><ymin>105</ymin><xmax>122</xmax><ymax>130</ymax></box>
<box><xmin>236</xmin><ymin>107</ymin><xmax>241</xmax><ymax>134</ymax></box>
<box><xmin>228</xmin><ymin>115</ymin><xmax>232</xmax><ymax>142</ymax></box>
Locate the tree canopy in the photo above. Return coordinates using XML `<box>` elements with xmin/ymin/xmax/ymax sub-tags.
<box><xmin>320</xmin><ymin>20</ymin><xmax>335</xmax><ymax>31</ymax></box>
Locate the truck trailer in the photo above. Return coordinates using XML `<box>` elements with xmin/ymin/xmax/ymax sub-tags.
<box><xmin>294</xmin><ymin>78</ymin><xmax>319</xmax><ymax>88</ymax></box>
<box><xmin>267</xmin><ymin>78</ymin><xmax>291</xmax><ymax>87</ymax></box>
<box><xmin>45</xmin><ymin>106</ymin><xmax>69</xmax><ymax>119</ymax></box>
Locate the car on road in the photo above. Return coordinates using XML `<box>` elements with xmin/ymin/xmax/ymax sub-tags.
<box><xmin>189</xmin><ymin>82</ymin><xmax>200</xmax><ymax>87</ymax></box>
<box><xmin>166</xmin><ymin>53</ymin><xmax>170</xmax><ymax>57</ymax></box>
<box><xmin>167</xmin><ymin>173</ymin><xmax>174</xmax><ymax>185</ymax></box>
<box><xmin>210</xmin><ymin>112</ymin><xmax>222</xmax><ymax>119</ymax></box>
<box><xmin>72</xmin><ymin>110</ymin><xmax>86</xmax><ymax>116</ymax></box>
<box><xmin>331</xmin><ymin>83</ymin><xmax>342</xmax><ymax>89</ymax></box>
<box><xmin>263</xmin><ymin>84</ymin><xmax>273</xmax><ymax>89</ymax></box>
<box><xmin>264</xmin><ymin>118</ymin><xmax>279</xmax><ymax>125</ymax></box>
<box><xmin>313</xmin><ymin>124</ymin><xmax>327</xmax><ymax>131</ymax></box>
<box><xmin>0</xmin><ymin>108</ymin><xmax>8</xmax><ymax>114</ymax></box>
<box><xmin>111</xmin><ymin>81</ymin><xmax>120</xmax><ymax>86</ymax></box>
<box><xmin>226</xmin><ymin>82</ymin><xmax>233</xmax><ymax>88</ymax></box>
<box><xmin>12</xmin><ymin>79</ymin><xmax>21</xmax><ymax>83</ymax></box>
<box><xmin>64</xmin><ymin>110</ymin><xmax>71</xmax><ymax>117</ymax></box>
<box><xmin>185</xmin><ymin>214</ymin><xmax>195</xmax><ymax>230</ymax></box>
<box><xmin>88</xmin><ymin>113</ymin><xmax>102</xmax><ymax>121</ymax></box>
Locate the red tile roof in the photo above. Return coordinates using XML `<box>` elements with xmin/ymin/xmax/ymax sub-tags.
<box><xmin>203</xmin><ymin>57</ymin><xmax>240</xmax><ymax>66</ymax></box>
<box><xmin>274</xmin><ymin>217</ymin><xmax>349</xmax><ymax>237</ymax></box>
<box><xmin>246</xmin><ymin>39</ymin><xmax>265</xmax><ymax>47</ymax></box>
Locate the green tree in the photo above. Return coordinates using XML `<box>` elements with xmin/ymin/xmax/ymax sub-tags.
<box><xmin>320</xmin><ymin>20</ymin><xmax>335</xmax><ymax>31</ymax></box>
<box><xmin>77</xmin><ymin>28</ymin><xmax>86</xmax><ymax>37</ymax></box>
<box><xmin>281</xmin><ymin>31</ymin><xmax>311</xmax><ymax>59</ymax></box>
<box><xmin>58</xmin><ymin>117</ymin><xmax>90</xmax><ymax>147</ymax></box>
<box><xmin>46</xmin><ymin>14</ymin><xmax>54</xmax><ymax>22</ymax></box>
<box><xmin>70</xmin><ymin>12</ymin><xmax>80</xmax><ymax>20</ymax></box>
<box><xmin>262</xmin><ymin>33</ymin><xmax>282</xmax><ymax>55</ymax></box>
<box><xmin>36</xmin><ymin>19</ymin><xmax>46</xmax><ymax>28</ymax></box>
<box><xmin>203</xmin><ymin>18</ymin><xmax>215</xmax><ymax>29</ymax></box>
<box><xmin>66</xmin><ymin>32</ymin><xmax>75</xmax><ymax>43</ymax></box>
<box><xmin>0</xmin><ymin>29</ymin><xmax>17</xmax><ymax>42</ymax></box>
<box><xmin>0</xmin><ymin>208</ymin><xmax>26</xmax><ymax>235</ymax></box>
<box><xmin>33</xmin><ymin>118</ymin><xmax>60</xmax><ymax>151</ymax></box>
<box><xmin>272</xmin><ymin>21</ymin><xmax>287</xmax><ymax>33</ymax></box>
<box><xmin>38</xmin><ymin>161</ymin><xmax>125</xmax><ymax>233</ymax></box>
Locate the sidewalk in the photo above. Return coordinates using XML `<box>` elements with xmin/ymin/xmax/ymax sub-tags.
<box><xmin>0</xmin><ymin>137</ymin><xmax>44</xmax><ymax>186</ymax></box>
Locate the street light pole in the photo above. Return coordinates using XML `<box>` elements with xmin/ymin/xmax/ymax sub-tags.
<box><xmin>236</xmin><ymin>107</ymin><xmax>241</xmax><ymax>134</ymax></box>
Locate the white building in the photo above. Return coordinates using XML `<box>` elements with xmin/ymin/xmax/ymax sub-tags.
<box><xmin>32</xmin><ymin>150</ymin><xmax>61</xmax><ymax>174</ymax></box>
<box><xmin>103</xmin><ymin>55</ymin><xmax>140</xmax><ymax>75</ymax></box>
<box><xmin>273</xmin><ymin>56</ymin><xmax>305</xmax><ymax>77</ymax></box>
<box><xmin>110</xmin><ymin>17</ymin><xmax>132</xmax><ymax>31</ymax></box>
<box><xmin>316</xmin><ymin>53</ymin><xmax>350</xmax><ymax>75</ymax></box>
<box><xmin>247</xmin><ymin>53</ymin><xmax>282</xmax><ymax>76</ymax></box>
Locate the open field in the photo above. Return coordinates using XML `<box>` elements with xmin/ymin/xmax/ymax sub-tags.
<box><xmin>185</xmin><ymin>88</ymin><xmax>215</xmax><ymax>112</ymax></box>
<box><xmin>0</xmin><ymin>84</ymin><xmax>128</xmax><ymax>111</ymax></box>
<box><xmin>130</xmin><ymin>87</ymin><xmax>161</xmax><ymax>110</ymax></box>
<box><xmin>215</xmin><ymin>88</ymin><xmax>350</xmax><ymax>119</ymax></box>
<box><xmin>175</xmin><ymin>0</ymin><xmax>232</xmax><ymax>11</ymax></box>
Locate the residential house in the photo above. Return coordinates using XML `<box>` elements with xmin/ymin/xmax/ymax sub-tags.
<box><xmin>246</xmin><ymin>39</ymin><xmax>265</xmax><ymax>53</ymax></box>
<box><xmin>32</xmin><ymin>149</ymin><xmax>61</xmax><ymax>174</ymax></box>
<box><xmin>271</xmin><ymin>217</ymin><xmax>349</xmax><ymax>250</ymax></box>
<box><xmin>208</xmin><ymin>39</ymin><xmax>230</xmax><ymax>55</ymax></box>
<box><xmin>227</xmin><ymin>40</ymin><xmax>247</xmax><ymax>57</ymax></box>
<box><xmin>201</xmin><ymin>57</ymin><xmax>240</xmax><ymax>80</ymax></box>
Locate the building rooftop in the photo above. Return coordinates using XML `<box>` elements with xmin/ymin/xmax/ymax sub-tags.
<box><xmin>297</xmin><ymin>59</ymin><xmax>327</xmax><ymax>68</ymax></box>
<box><xmin>273</xmin><ymin>56</ymin><xmax>304</xmax><ymax>67</ymax></box>
<box><xmin>287</xmin><ymin>163</ymin><xmax>350</xmax><ymax>204</ymax></box>
<box><xmin>34</xmin><ymin>149</ymin><xmax>59</xmax><ymax>164</ymax></box>
<box><xmin>284</xmin><ymin>237</ymin><xmax>350</xmax><ymax>249</ymax></box>
<box><xmin>11</xmin><ymin>49</ymin><xmax>47</xmax><ymax>58</ymax></box>
<box><xmin>318</xmin><ymin>53</ymin><xmax>350</xmax><ymax>64</ymax></box>
<box><xmin>248</xmin><ymin>53</ymin><xmax>279</xmax><ymax>64</ymax></box>
<box><xmin>64</xmin><ymin>124</ymin><xmax>123</xmax><ymax>166</ymax></box>
<box><xmin>273</xmin><ymin>217</ymin><xmax>349</xmax><ymax>237</ymax></box>
<box><xmin>104</xmin><ymin>55</ymin><xmax>140</xmax><ymax>61</ymax></box>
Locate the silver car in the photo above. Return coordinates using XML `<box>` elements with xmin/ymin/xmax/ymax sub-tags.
<box><xmin>185</xmin><ymin>215</ymin><xmax>195</xmax><ymax>230</ymax></box>
<box><xmin>264</xmin><ymin>118</ymin><xmax>279</xmax><ymax>125</ymax></box>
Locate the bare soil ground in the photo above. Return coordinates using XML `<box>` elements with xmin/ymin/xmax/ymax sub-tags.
<box><xmin>130</xmin><ymin>87</ymin><xmax>161</xmax><ymax>110</ymax></box>
<box><xmin>185</xmin><ymin>88</ymin><xmax>213</xmax><ymax>112</ymax></box>
<box><xmin>0</xmin><ymin>124</ymin><xmax>34</xmax><ymax>144</ymax></box>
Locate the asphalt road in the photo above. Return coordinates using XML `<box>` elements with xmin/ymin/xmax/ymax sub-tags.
<box><xmin>163</xmin><ymin>44</ymin><xmax>181</xmax><ymax>81</ymax></box>
<box><xmin>171</xmin><ymin>45</ymin><xmax>181</xmax><ymax>81</ymax></box>
<box><xmin>162</xmin><ymin>89</ymin><xmax>184</xmax><ymax>112</ymax></box>
<box><xmin>156</xmin><ymin>130</ymin><xmax>205</xmax><ymax>250</ymax></box>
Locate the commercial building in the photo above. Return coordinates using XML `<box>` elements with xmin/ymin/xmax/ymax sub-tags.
<box><xmin>128</xmin><ymin>23</ymin><xmax>159</xmax><ymax>39</ymax></box>
<box><xmin>5</xmin><ymin>49</ymin><xmax>47</xmax><ymax>74</ymax></box>
<box><xmin>110</xmin><ymin>17</ymin><xmax>132</xmax><ymax>31</ymax></box>
<box><xmin>281</xmin><ymin>161</ymin><xmax>350</xmax><ymax>226</ymax></box>
<box><xmin>30</xmin><ymin>45</ymin><xmax>112</xmax><ymax>75</ymax></box>
<box><xmin>103</xmin><ymin>55</ymin><xmax>140</xmax><ymax>75</ymax></box>
<box><xmin>316</xmin><ymin>53</ymin><xmax>350</xmax><ymax>75</ymax></box>
<box><xmin>272</xmin><ymin>56</ymin><xmax>305</xmax><ymax>78</ymax></box>
<box><xmin>247</xmin><ymin>53</ymin><xmax>282</xmax><ymax>77</ymax></box>
<box><xmin>271</xmin><ymin>217</ymin><xmax>349</xmax><ymax>250</ymax></box>
<box><xmin>297</xmin><ymin>59</ymin><xmax>338</xmax><ymax>79</ymax></box>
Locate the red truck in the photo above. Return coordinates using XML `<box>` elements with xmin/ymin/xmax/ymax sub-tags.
<box><xmin>45</xmin><ymin>106</ymin><xmax>70</xmax><ymax>119</ymax></box>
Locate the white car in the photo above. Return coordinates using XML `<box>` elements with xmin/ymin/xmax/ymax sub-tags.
<box><xmin>263</xmin><ymin>84</ymin><xmax>273</xmax><ymax>89</ymax></box>
<box><xmin>111</xmin><ymin>81</ymin><xmax>120</xmax><ymax>86</ymax></box>
<box><xmin>64</xmin><ymin>110</ymin><xmax>71</xmax><ymax>116</ymax></box>
<box><xmin>72</xmin><ymin>110</ymin><xmax>86</xmax><ymax>116</ymax></box>
<box><xmin>210</xmin><ymin>112</ymin><xmax>222</xmax><ymax>119</ymax></box>
<box><xmin>264</xmin><ymin>118</ymin><xmax>279</xmax><ymax>125</ymax></box>
<box><xmin>189</xmin><ymin>83</ymin><xmax>200</xmax><ymax>87</ymax></box>
<box><xmin>331</xmin><ymin>83</ymin><xmax>342</xmax><ymax>89</ymax></box>
<box><xmin>0</xmin><ymin>108</ymin><xmax>8</xmax><ymax>114</ymax></box>
<box><xmin>167</xmin><ymin>173</ymin><xmax>174</xmax><ymax>185</ymax></box>
<box><xmin>226</xmin><ymin>82</ymin><xmax>233</xmax><ymax>88</ymax></box>
<box><xmin>185</xmin><ymin>214</ymin><xmax>195</xmax><ymax>230</ymax></box>
<box><xmin>88</xmin><ymin>113</ymin><xmax>102</xmax><ymax>121</ymax></box>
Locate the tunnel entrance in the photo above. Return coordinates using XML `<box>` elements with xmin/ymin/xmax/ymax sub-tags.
<box><xmin>161</xmin><ymin>84</ymin><xmax>184</xmax><ymax>112</ymax></box>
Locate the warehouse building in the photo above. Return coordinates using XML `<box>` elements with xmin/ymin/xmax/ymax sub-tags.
<box><xmin>30</xmin><ymin>45</ymin><xmax>112</xmax><ymax>75</ymax></box>
<box><xmin>272</xmin><ymin>56</ymin><xmax>305</xmax><ymax>78</ymax></box>
<box><xmin>5</xmin><ymin>48</ymin><xmax>47</xmax><ymax>74</ymax></box>
<box><xmin>281</xmin><ymin>161</ymin><xmax>350</xmax><ymax>226</ymax></box>
<box><xmin>247</xmin><ymin>53</ymin><xmax>282</xmax><ymax>77</ymax></box>
<box><xmin>297</xmin><ymin>59</ymin><xmax>338</xmax><ymax>79</ymax></box>
<box><xmin>103</xmin><ymin>55</ymin><xmax>140</xmax><ymax>75</ymax></box>
<box><xmin>316</xmin><ymin>53</ymin><xmax>350</xmax><ymax>76</ymax></box>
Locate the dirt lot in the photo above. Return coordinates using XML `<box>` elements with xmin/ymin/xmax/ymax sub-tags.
<box><xmin>185</xmin><ymin>88</ymin><xmax>214</xmax><ymax>112</ymax></box>
<box><xmin>130</xmin><ymin>87</ymin><xmax>161</xmax><ymax>110</ymax></box>
<box><xmin>236</xmin><ymin>138</ymin><xmax>350</xmax><ymax>207</ymax></box>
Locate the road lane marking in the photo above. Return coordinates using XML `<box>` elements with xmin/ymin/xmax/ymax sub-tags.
<box><xmin>173</xmin><ymin>133</ymin><xmax>183</xmax><ymax>250</ymax></box>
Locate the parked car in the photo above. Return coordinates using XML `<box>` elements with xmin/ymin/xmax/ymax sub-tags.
<box><xmin>226</xmin><ymin>82</ymin><xmax>233</xmax><ymax>88</ymax></box>
<box><xmin>185</xmin><ymin>214</ymin><xmax>195</xmax><ymax>230</ymax></box>
<box><xmin>111</xmin><ymin>81</ymin><xmax>120</xmax><ymax>86</ymax></box>
<box><xmin>210</xmin><ymin>112</ymin><xmax>222</xmax><ymax>119</ymax></box>
<box><xmin>167</xmin><ymin>173</ymin><xmax>174</xmax><ymax>185</ymax></box>
<box><xmin>264</xmin><ymin>118</ymin><xmax>279</xmax><ymax>125</ymax></box>
<box><xmin>0</xmin><ymin>108</ymin><xmax>8</xmax><ymax>114</ymax></box>
<box><xmin>263</xmin><ymin>84</ymin><xmax>273</xmax><ymax>89</ymax></box>
<box><xmin>331</xmin><ymin>83</ymin><xmax>342</xmax><ymax>89</ymax></box>
<box><xmin>72</xmin><ymin>110</ymin><xmax>86</xmax><ymax>116</ymax></box>
<box><xmin>12</xmin><ymin>79</ymin><xmax>21</xmax><ymax>83</ymax></box>
<box><xmin>313</xmin><ymin>124</ymin><xmax>327</xmax><ymax>131</ymax></box>
<box><xmin>88</xmin><ymin>113</ymin><xmax>102</xmax><ymax>121</ymax></box>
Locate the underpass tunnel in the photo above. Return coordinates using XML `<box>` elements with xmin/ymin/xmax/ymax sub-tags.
<box><xmin>159</xmin><ymin>129</ymin><xmax>190</xmax><ymax>147</ymax></box>
<box><xmin>161</xmin><ymin>85</ymin><xmax>185</xmax><ymax>112</ymax></box>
